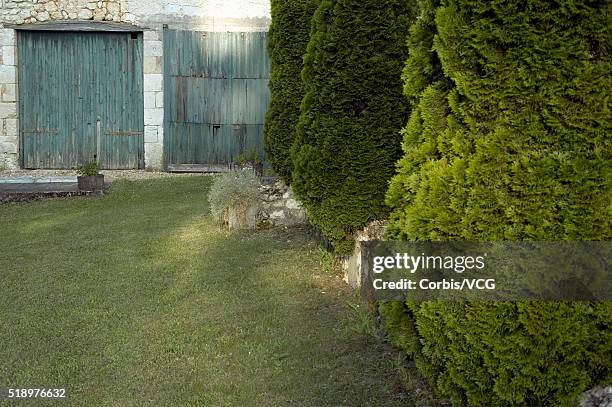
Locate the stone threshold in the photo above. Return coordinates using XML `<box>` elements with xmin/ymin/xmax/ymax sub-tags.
<box><xmin>0</xmin><ymin>176</ymin><xmax>78</xmax><ymax>184</ymax></box>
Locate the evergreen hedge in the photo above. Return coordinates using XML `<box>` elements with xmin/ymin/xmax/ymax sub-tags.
<box><xmin>291</xmin><ymin>0</ymin><xmax>416</xmax><ymax>253</ymax></box>
<box><xmin>383</xmin><ymin>0</ymin><xmax>612</xmax><ymax>405</ymax></box>
<box><xmin>264</xmin><ymin>0</ymin><xmax>319</xmax><ymax>183</ymax></box>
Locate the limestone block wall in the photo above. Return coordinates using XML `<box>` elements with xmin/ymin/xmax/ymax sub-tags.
<box><xmin>143</xmin><ymin>29</ymin><xmax>163</xmax><ymax>170</ymax></box>
<box><xmin>258</xmin><ymin>180</ymin><xmax>307</xmax><ymax>227</ymax></box>
<box><xmin>341</xmin><ymin>221</ymin><xmax>387</xmax><ymax>289</ymax></box>
<box><xmin>128</xmin><ymin>0</ymin><xmax>270</xmax><ymax>31</ymax></box>
<box><xmin>0</xmin><ymin>0</ymin><xmax>270</xmax><ymax>170</ymax></box>
<box><xmin>0</xmin><ymin>0</ymin><xmax>270</xmax><ymax>28</ymax></box>
<box><xmin>0</xmin><ymin>29</ymin><xmax>18</xmax><ymax>170</ymax></box>
<box><xmin>0</xmin><ymin>0</ymin><xmax>133</xmax><ymax>24</ymax></box>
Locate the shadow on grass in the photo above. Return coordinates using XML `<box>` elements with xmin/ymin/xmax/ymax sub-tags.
<box><xmin>0</xmin><ymin>177</ymin><xmax>406</xmax><ymax>407</ymax></box>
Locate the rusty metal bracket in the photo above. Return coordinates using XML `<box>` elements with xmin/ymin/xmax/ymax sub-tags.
<box><xmin>22</xmin><ymin>128</ymin><xmax>59</xmax><ymax>134</ymax></box>
<box><xmin>104</xmin><ymin>130</ymin><xmax>144</xmax><ymax>136</ymax></box>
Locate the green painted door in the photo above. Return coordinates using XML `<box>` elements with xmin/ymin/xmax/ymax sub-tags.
<box><xmin>163</xmin><ymin>30</ymin><xmax>270</xmax><ymax>170</ymax></box>
<box><xmin>18</xmin><ymin>30</ymin><xmax>144</xmax><ymax>169</ymax></box>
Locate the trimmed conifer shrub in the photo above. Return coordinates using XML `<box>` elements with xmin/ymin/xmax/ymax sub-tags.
<box><xmin>385</xmin><ymin>0</ymin><xmax>460</xmax><ymax>241</ymax></box>
<box><xmin>383</xmin><ymin>0</ymin><xmax>612</xmax><ymax>405</ymax></box>
<box><xmin>389</xmin><ymin>0</ymin><xmax>611</xmax><ymax>241</ymax></box>
<box><xmin>291</xmin><ymin>0</ymin><xmax>417</xmax><ymax>253</ymax></box>
<box><xmin>264</xmin><ymin>0</ymin><xmax>319</xmax><ymax>183</ymax></box>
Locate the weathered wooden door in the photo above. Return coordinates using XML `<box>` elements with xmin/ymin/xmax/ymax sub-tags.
<box><xmin>163</xmin><ymin>30</ymin><xmax>270</xmax><ymax>170</ymax></box>
<box><xmin>18</xmin><ymin>30</ymin><xmax>144</xmax><ymax>169</ymax></box>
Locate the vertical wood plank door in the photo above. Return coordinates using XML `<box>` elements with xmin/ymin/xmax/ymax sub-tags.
<box><xmin>163</xmin><ymin>30</ymin><xmax>270</xmax><ymax>170</ymax></box>
<box><xmin>18</xmin><ymin>30</ymin><xmax>144</xmax><ymax>169</ymax></box>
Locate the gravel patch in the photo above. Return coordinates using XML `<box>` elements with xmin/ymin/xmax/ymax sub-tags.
<box><xmin>0</xmin><ymin>169</ymin><xmax>214</xmax><ymax>181</ymax></box>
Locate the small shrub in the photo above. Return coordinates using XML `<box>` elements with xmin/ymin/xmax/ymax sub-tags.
<box><xmin>235</xmin><ymin>149</ymin><xmax>263</xmax><ymax>167</ymax></box>
<box><xmin>208</xmin><ymin>170</ymin><xmax>261</xmax><ymax>226</ymax></box>
<box><xmin>318</xmin><ymin>247</ymin><xmax>340</xmax><ymax>275</ymax></box>
<box><xmin>344</xmin><ymin>301</ymin><xmax>378</xmax><ymax>338</ymax></box>
<box><xmin>262</xmin><ymin>166</ymin><xmax>278</xmax><ymax>177</ymax></box>
<box><xmin>77</xmin><ymin>162</ymin><xmax>101</xmax><ymax>176</ymax></box>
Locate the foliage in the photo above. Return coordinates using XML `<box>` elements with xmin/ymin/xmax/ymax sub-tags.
<box><xmin>344</xmin><ymin>301</ymin><xmax>378</xmax><ymax>338</ymax></box>
<box><xmin>235</xmin><ymin>148</ymin><xmax>263</xmax><ymax>167</ymax></box>
<box><xmin>381</xmin><ymin>301</ymin><xmax>612</xmax><ymax>406</ymax></box>
<box><xmin>291</xmin><ymin>0</ymin><xmax>417</xmax><ymax>253</ymax></box>
<box><xmin>77</xmin><ymin>161</ymin><xmax>101</xmax><ymax>176</ymax></box>
<box><xmin>401</xmin><ymin>0</ymin><xmax>450</xmax><ymax>108</ymax></box>
<box><xmin>388</xmin><ymin>0</ymin><xmax>611</xmax><ymax>241</ymax></box>
<box><xmin>208</xmin><ymin>170</ymin><xmax>261</xmax><ymax>224</ymax></box>
<box><xmin>318</xmin><ymin>246</ymin><xmax>340</xmax><ymax>275</ymax></box>
<box><xmin>383</xmin><ymin>0</ymin><xmax>612</xmax><ymax>405</ymax></box>
<box><xmin>264</xmin><ymin>0</ymin><xmax>320</xmax><ymax>183</ymax></box>
<box><xmin>262</xmin><ymin>166</ymin><xmax>278</xmax><ymax>177</ymax></box>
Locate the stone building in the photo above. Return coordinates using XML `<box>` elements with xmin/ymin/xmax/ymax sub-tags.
<box><xmin>0</xmin><ymin>0</ymin><xmax>271</xmax><ymax>170</ymax></box>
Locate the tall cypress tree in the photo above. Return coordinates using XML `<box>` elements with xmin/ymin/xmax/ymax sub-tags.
<box><xmin>292</xmin><ymin>0</ymin><xmax>416</xmax><ymax>253</ymax></box>
<box><xmin>383</xmin><ymin>0</ymin><xmax>612</xmax><ymax>404</ymax></box>
<box><xmin>264</xmin><ymin>0</ymin><xmax>319</xmax><ymax>183</ymax></box>
<box><xmin>389</xmin><ymin>0</ymin><xmax>611</xmax><ymax>241</ymax></box>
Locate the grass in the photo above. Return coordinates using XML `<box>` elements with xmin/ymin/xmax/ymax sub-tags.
<box><xmin>0</xmin><ymin>177</ymin><xmax>409</xmax><ymax>406</ymax></box>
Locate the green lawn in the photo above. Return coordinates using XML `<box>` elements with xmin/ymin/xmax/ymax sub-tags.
<box><xmin>0</xmin><ymin>177</ymin><xmax>407</xmax><ymax>406</ymax></box>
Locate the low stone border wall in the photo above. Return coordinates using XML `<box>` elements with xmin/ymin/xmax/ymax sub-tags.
<box><xmin>580</xmin><ymin>386</ymin><xmax>612</xmax><ymax>407</ymax></box>
<box><xmin>258</xmin><ymin>178</ymin><xmax>307</xmax><ymax>227</ymax></box>
<box><xmin>0</xmin><ymin>189</ymin><xmax>105</xmax><ymax>203</ymax></box>
<box><xmin>340</xmin><ymin>220</ymin><xmax>387</xmax><ymax>288</ymax></box>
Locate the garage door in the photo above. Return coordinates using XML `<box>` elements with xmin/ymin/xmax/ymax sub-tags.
<box><xmin>18</xmin><ymin>30</ymin><xmax>144</xmax><ymax>169</ymax></box>
<box><xmin>163</xmin><ymin>30</ymin><xmax>270</xmax><ymax>170</ymax></box>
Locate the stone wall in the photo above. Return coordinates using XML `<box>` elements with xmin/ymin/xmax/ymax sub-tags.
<box><xmin>0</xmin><ymin>0</ymin><xmax>133</xmax><ymax>24</ymax></box>
<box><xmin>143</xmin><ymin>30</ymin><xmax>163</xmax><ymax>170</ymax></box>
<box><xmin>0</xmin><ymin>0</ymin><xmax>270</xmax><ymax>26</ymax></box>
<box><xmin>341</xmin><ymin>220</ymin><xmax>387</xmax><ymax>288</ymax></box>
<box><xmin>258</xmin><ymin>179</ymin><xmax>307</xmax><ymax>227</ymax></box>
<box><xmin>0</xmin><ymin>29</ymin><xmax>17</xmax><ymax>170</ymax></box>
<box><xmin>580</xmin><ymin>385</ymin><xmax>612</xmax><ymax>407</ymax></box>
<box><xmin>129</xmin><ymin>0</ymin><xmax>270</xmax><ymax>31</ymax></box>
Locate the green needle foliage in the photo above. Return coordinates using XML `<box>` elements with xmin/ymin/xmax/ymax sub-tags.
<box><xmin>386</xmin><ymin>0</ymin><xmax>456</xmax><ymax>241</ymax></box>
<box><xmin>383</xmin><ymin>0</ymin><xmax>612</xmax><ymax>405</ymax></box>
<box><xmin>388</xmin><ymin>0</ymin><xmax>611</xmax><ymax>241</ymax></box>
<box><xmin>264</xmin><ymin>0</ymin><xmax>320</xmax><ymax>183</ymax></box>
<box><xmin>292</xmin><ymin>0</ymin><xmax>417</xmax><ymax>253</ymax></box>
